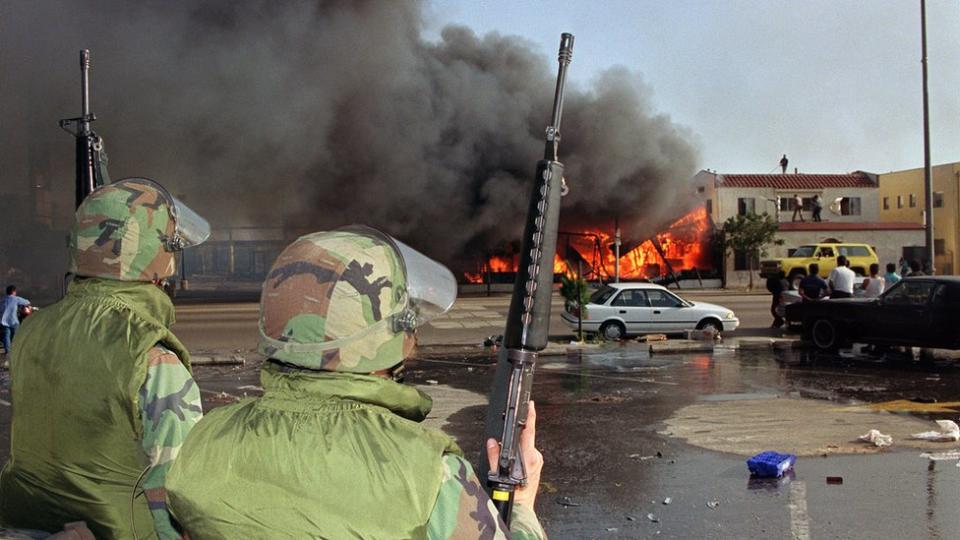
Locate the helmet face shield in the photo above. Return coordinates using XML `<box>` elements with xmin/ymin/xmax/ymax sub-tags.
<box><xmin>336</xmin><ymin>226</ymin><xmax>456</xmax><ymax>327</ymax></box>
<box><xmin>168</xmin><ymin>193</ymin><xmax>211</xmax><ymax>250</ymax></box>
<box><xmin>390</xmin><ymin>237</ymin><xmax>457</xmax><ymax>326</ymax></box>
<box><xmin>113</xmin><ymin>178</ymin><xmax>211</xmax><ymax>251</ymax></box>
<box><xmin>70</xmin><ymin>177</ymin><xmax>209</xmax><ymax>281</ymax></box>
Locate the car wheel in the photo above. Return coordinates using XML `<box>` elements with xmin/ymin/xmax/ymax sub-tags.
<box><xmin>811</xmin><ymin>318</ymin><xmax>842</xmax><ymax>351</ymax></box>
<box><xmin>696</xmin><ymin>319</ymin><xmax>722</xmax><ymax>334</ymax></box>
<box><xmin>600</xmin><ymin>321</ymin><xmax>626</xmax><ymax>341</ymax></box>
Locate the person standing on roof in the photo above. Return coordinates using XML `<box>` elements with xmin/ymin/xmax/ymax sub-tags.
<box><xmin>791</xmin><ymin>194</ymin><xmax>804</xmax><ymax>222</ymax></box>
<box><xmin>780</xmin><ymin>154</ymin><xmax>788</xmax><ymax>174</ymax></box>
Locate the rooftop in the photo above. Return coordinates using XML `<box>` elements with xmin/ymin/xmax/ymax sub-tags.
<box><xmin>718</xmin><ymin>172</ymin><xmax>876</xmax><ymax>190</ymax></box>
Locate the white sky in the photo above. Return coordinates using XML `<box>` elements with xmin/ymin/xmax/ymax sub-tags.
<box><xmin>424</xmin><ymin>0</ymin><xmax>960</xmax><ymax>175</ymax></box>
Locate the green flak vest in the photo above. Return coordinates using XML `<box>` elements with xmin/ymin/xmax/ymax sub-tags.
<box><xmin>0</xmin><ymin>278</ymin><xmax>191</xmax><ymax>539</ymax></box>
<box><xmin>166</xmin><ymin>364</ymin><xmax>461</xmax><ymax>539</ymax></box>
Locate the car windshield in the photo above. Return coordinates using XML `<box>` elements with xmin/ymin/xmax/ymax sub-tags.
<box><xmin>792</xmin><ymin>246</ymin><xmax>816</xmax><ymax>257</ymax></box>
<box><xmin>590</xmin><ymin>285</ymin><xmax>617</xmax><ymax>305</ymax></box>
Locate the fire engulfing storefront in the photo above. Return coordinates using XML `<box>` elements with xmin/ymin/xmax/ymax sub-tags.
<box><xmin>461</xmin><ymin>206</ymin><xmax>716</xmax><ymax>285</ymax></box>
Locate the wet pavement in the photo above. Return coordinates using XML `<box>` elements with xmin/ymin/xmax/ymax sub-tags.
<box><xmin>403</xmin><ymin>345</ymin><xmax>960</xmax><ymax>539</ymax></box>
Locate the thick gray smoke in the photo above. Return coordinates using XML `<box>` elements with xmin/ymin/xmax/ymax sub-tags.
<box><xmin>1</xmin><ymin>0</ymin><xmax>699</xmax><ymax>283</ymax></box>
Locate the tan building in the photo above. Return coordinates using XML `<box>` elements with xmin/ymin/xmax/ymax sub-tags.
<box><xmin>878</xmin><ymin>162</ymin><xmax>960</xmax><ymax>275</ymax></box>
<box><xmin>694</xmin><ymin>170</ymin><xmax>924</xmax><ymax>287</ymax></box>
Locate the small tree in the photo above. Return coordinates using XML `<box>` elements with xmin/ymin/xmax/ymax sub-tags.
<box><xmin>560</xmin><ymin>274</ymin><xmax>591</xmax><ymax>313</ymax></box>
<box><xmin>716</xmin><ymin>212</ymin><xmax>782</xmax><ymax>289</ymax></box>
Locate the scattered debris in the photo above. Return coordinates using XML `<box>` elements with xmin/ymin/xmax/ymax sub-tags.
<box><xmin>482</xmin><ymin>335</ymin><xmax>503</xmax><ymax>347</ymax></box>
<box><xmin>826</xmin><ymin>476</ymin><xmax>843</xmax><ymax>485</ymax></box>
<box><xmin>858</xmin><ymin>429</ymin><xmax>893</xmax><ymax>447</ymax></box>
<box><xmin>556</xmin><ymin>496</ymin><xmax>581</xmax><ymax>507</ymax></box>
<box><xmin>706</xmin><ymin>501</ymin><xmax>720</xmax><ymax>509</ymax></box>
<box><xmin>747</xmin><ymin>451</ymin><xmax>796</xmax><ymax>478</ymax></box>
<box><xmin>425</xmin><ymin>379</ymin><xmax>439</xmax><ymax>385</ymax></box>
<box><xmin>637</xmin><ymin>334</ymin><xmax>667</xmax><ymax>343</ymax></box>
<box><xmin>919</xmin><ymin>450</ymin><xmax>960</xmax><ymax>461</ymax></box>
<box><xmin>606</xmin><ymin>527</ymin><xmax>618</xmax><ymax>532</ymax></box>
<box><xmin>237</xmin><ymin>385</ymin><xmax>263</xmax><ymax>392</ymax></box>
<box><xmin>646</xmin><ymin>513</ymin><xmax>659</xmax><ymax>523</ymax></box>
<box><xmin>911</xmin><ymin>420</ymin><xmax>960</xmax><ymax>442</ymax></box>
<box><xmin>656</xmin><ymin>451</ymin><xmax>663</xmax><ymax>458</ymax></box>
<box><xmin>626</xmin><ymin>516</ymin><xmax>636</xmax><ymax>522</ymax></box>
<box><xmin>628</xmin><ymin>454</ymin><xmax>656</xmax><ymax>461</ymax></box>
<box><xmin>662</xmin><ymin>497</ymin><xmax>672</xmax><ymax>505</ymax></box>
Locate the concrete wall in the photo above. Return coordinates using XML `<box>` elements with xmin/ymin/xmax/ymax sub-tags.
<box><xmin>714</xmin><ymin>186</ymin><xmax>878</xmax><ymax>224</ymax></box>
<box><xmin>724</xmin><ymin>228</ymin><xmax>924</xmax><ymax>289</ymax></box>
<box><xmin>878</xmin><ymin>163</ymin><xmax>960</xmax><ymax>275</ymax></box>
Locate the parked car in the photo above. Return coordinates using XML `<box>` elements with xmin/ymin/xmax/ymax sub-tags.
<box><xmin>776</xmin><ymin>276</ymin><xmax>867</xmax><ymax>324</ymax></box>
<box><xmin>561</xmin><ymin>282</ymin><xmax>740</xmax><ymax>340</ymax></box>
<box><xmin>784</xmin><ymin>277</ymin><xmax>960</xmax><ymax>351</ymax></box>
<box><xmin>760</xmin><ymin>243</ymin><xmax>879</xmax><ymax>287</ymax></box>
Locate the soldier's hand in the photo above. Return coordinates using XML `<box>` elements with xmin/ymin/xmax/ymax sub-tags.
<box><xmin>486</xmin><ymin>400</ymin><xmax>544</xmax><ymax>509</ymax></box>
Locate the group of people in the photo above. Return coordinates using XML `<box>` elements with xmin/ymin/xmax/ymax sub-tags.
<box><xmin>767</xmin><ymin>255</ymin><xmax>918</xmax><ymax>327</ymax></box>
<box><xmin>0</xmin><ymin>178</ymin><xmax>547</xmax><ymax>539</ymax></box>
<box><xmin>790</xmin><ymin>193</ymin><xmax>823</xmax><ymax>223</ymax></box>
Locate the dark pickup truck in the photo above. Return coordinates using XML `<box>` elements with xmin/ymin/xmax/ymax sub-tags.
<box><xmin>785</xmin><ymin>276</ymin><xmax>960</xmax><ymax>351</ymax></box>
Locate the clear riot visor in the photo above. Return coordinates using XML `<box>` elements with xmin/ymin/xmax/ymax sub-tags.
<box><xmin>338</xmin><ymin>225</ymin><xmax>457</xmax><ymax>326</ymax></box>
<box><xmin>115</xmin><ymin>177</ymin><xmax>211</xmax><ymax>251</ymax></box>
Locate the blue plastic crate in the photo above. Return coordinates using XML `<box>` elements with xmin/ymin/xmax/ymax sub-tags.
<box><xmin>747</xmin><ymin>451</ymin><xmax>796</xmax><ymax>478</ymax></box>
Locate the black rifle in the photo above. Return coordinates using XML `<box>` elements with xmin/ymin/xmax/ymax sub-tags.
<box><xmin>59</xmin><ymin>49</ymin><xmax>109</xmax><ymax>209</ymax></box>
<box><xmin>484</xmin><ymin>32</ymin><xmax>574</xmax><ymax>525</ymax></box>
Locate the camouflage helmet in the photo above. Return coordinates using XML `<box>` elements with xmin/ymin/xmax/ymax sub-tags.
<box><xmin>70</xmin><ymin>177</ymin><xmax>210</xmax><ymax>281</ymax></box>
<box><xmin>258</xmin><ymin>225</ymin><xmax>457</xmax><ymax>373</ymax></box>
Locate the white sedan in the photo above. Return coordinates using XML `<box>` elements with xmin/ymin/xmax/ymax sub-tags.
<box><xmin>561</xmin><ymin>282</ymin><xmax>740</xmax><ymax>340</ymax></box>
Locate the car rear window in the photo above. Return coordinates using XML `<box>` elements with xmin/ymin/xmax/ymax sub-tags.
<box><xmin>590</xmin><ymin>286</ymin><xmax>617</xmax><ymax>305</ymax></box>
<box><xmin>882</xmin><ymin>280</ymin><xmax>936</xmax><ymax>305</ymax></box>
<box><xmin>841</xmin><ymin>246</ymin><xmax>871</xmax><ymax>257</ymax></box>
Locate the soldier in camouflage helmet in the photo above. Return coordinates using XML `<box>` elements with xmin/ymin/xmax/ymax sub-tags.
<box><xmin>166</xmin><ymin>226</ymin><xmax>547</xmax><ymax>539</ymax></box>
<box><xmin>0</xmin><ymin>178</ymin><xmax>210</xmax><ymax>539</ymax></box>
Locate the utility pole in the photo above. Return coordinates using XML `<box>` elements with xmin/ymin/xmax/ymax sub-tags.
<box><xmin>921</xmin><ymin>0</ymin><xmax>935</xmax><ymax>273</ymax></box>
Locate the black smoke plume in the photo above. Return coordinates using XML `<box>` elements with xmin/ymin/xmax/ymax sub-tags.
<box><xmin>1</xmin><ymin>0</ymin><xmax>699</xmax><ymax>289</ymax></box>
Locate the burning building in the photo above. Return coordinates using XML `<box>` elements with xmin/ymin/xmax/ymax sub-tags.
<box><xmin>463</xmin><ymin>205</ymin><xmax>715</xmax><ymax>286</ymax></box>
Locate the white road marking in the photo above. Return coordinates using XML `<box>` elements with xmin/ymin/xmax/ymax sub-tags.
<box><xmin>789</xmin><ymin>480</ymin><xmax>811</xmax><ymax>540</ymax></box>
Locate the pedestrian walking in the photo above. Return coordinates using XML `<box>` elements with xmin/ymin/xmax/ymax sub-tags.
<box><xmin>799</xmin><ymin>263</ymin><xmax>829</xmax><ymax>301</ymax></box>
<box><xmin>166</xmin><ymin>226</ymin><xmax>547</xmax><ymax>539</ymax></box>
<box><xmin>827</xmin><ymin>256</ymin><xmax>856</xmax><ymax>298</ymax></box>
<box><xmin>0</xmin><ymin>285</ymin><xmax>30</xmax><ymax>355</ymax></box>
<box><xmin>812</xmin><ymin>194</ymin><xmax>823</xmax><ymax>222</ymax></box>
<box><xmin>861</xmin><ymin>263</ymin><xmax>885</xmax><ymax>298</ymax></box>
<box><xmin>791</xmin><ymin>194</ymin><xmax>804</xmax><ymax>222</ymax></box>
<box><xmin>0</xmin><ymin>178</ymin><xmax>211</xmax><ymax>539</ymax></box>
<box><xmin>883</xmin><ymin>263</ymin><xmax>901</xmax><ymax>286</ymax></box>
<box><xmin>766</xmin><ymin>270</ymin><xmax>789</xmax><ymax>327</ymax></box>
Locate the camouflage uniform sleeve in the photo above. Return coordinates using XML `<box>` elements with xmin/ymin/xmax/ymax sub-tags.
<box><xmin>426</xmin><ymin>454</ymin><xmax>547</xmax><ymax>540</ymax></box>
<box><xmin>138</xmin><ymin>346</ymin><xmax>203</xmax><ymax>540</ymax></box>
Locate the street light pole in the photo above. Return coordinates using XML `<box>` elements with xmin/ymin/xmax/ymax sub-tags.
<box><xmin>921</xmin><ymin>0</ymin><xmax>935</xmax><ymax>273</ymax></box>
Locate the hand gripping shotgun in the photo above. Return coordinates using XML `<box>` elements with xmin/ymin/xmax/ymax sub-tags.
<box><xmin>484</xmin><ymin>32</ymin><xmax>574</xmax><ymax>525</ymax></box>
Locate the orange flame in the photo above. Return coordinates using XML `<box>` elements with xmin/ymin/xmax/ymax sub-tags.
<box><xmin>464</xmin><ymin>207</ymin><xmax>712</xmax><ymax>283</ymax></box>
